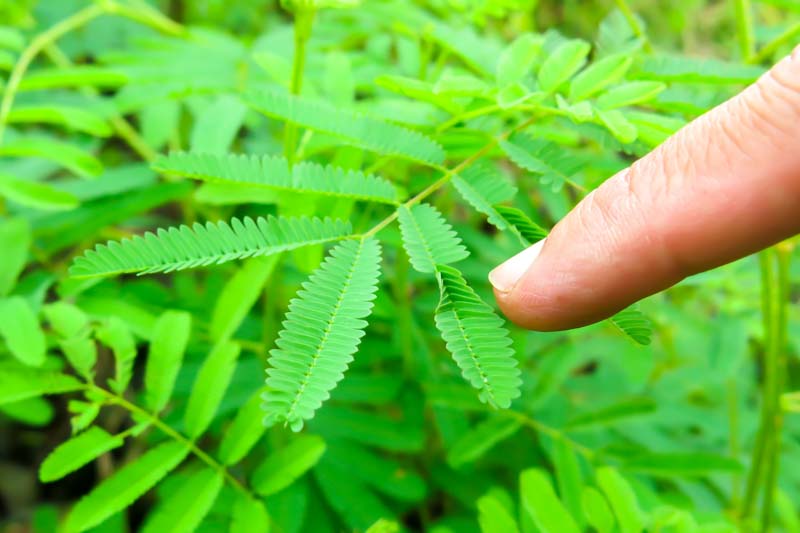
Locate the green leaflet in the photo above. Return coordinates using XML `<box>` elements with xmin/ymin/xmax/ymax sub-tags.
<box><xmin>434</xmin><ymin>265</ymin><xmax>521</xmax><ymax>408</ymax></box>
<box><xmin>210</xmin><ymin>256</ymin><xmax>279</xmax><ymax>342</ymax></box>
<box><xmin>447</xmin><ymin>415</ymin><xmax>522</xmax><ymax>468</ymax></box>
<box><xmin>451</xmin><ymin>162</ymin><xmax>517</xmax><ymax>230</ymax></box>
<box><xmin>231</xmin><ymin>493</ymin><xmax>270</xmax><ymax>533</ymax></box>
<box><xmin>0</xmin><ymin>296</ymin><xmax>46</xmax><ymax>367</ymax></box>
<box><xmin>398</xmin><ymin>203</ymin><xmax>469</xmax><ymax>273</ymax></box>
<box><xmin>537</xmin><ymin>39</ymin><xmax>591</xmax><ymax>92</ymax></box>
<box><xmin>569</xmin><ymin>54</ymin><xmax>633</xmax><ymax>101</ymax></box>
<box><xmin>140</xmin><ymin>468</ymin><xmax>223</xmax><ymax>533</ymax></box>
<box><xmin>244</xmin><ymin>89</ymin><xmax>445</xmax><ymax>165</ymax></box>
<box><xmin>595</xmin><ymin>467</ymin><xmax>645</xmax><ymax>533</ymax></box>
<box><xmin>43</xmin><ymin>302</ymin><xmax>89</xmax><ymax>339</ymax></box>
<box><xmin>596</xmin><ymin>109</ymin><xmax>638</xmax><ymax>144</ymax></box>
<box><xmin>0</xmin><ymin>173</ymin><xmax>80</xmax><ymax>211</ymax></box>
<box><xmin>218</xmin><ymin>392</ymin><xmax>266</xmax><ymax>465</ymax></box>
<box><xmin>636</xmin><ymin>55</ymin><xmax>765</xmax><ymax>84</ymax></box>
<box><xmin>0</xmin><ymin>365</ymin><xmax>83</xmax><ymax>405</ymax></box>
<box><xmin>39</xmin><ymin>427</ymin><xmax>125</xmax><ymax>483</ymax></box>
<box><xmin>252</xmin><ymin>435</ymin><xmax>327</xmax><ymax>496</ymax></box>
<box><xmin>493</xmin><ymin>205</ymin><xmax>549</xmax><ymax>246</ymax></box>
<box><xmin>496</xmin><ymin>33</ymin><xmax>543</xmax><ymax>87</ymax></box>
<box><xmin>478</xmin><ymin>491</ymin><xmax>520</xmax><ymax>533</ymax></box>
<box><xmin>69</xmin><ymin>215</ymin><xmax>353</xmax><ymax>277</ymax></box>
<box><xmin>622</xmin><ymin>452</ymin><xmax>742</xmax><ymax>478</ymax></box>
<box><xmin>0</xmin><ymin>137</ymin><xmax>103</xmax><ymax>178</ymax></box>
<box><xmin>8</xmin><ymin>105</ymin><xmax>112</xmax><ymax>137</ymax></box>
<box><xmin>263</xmin><ymin>238</ymin><xmax>382</xmax><ymax>431</ymax></box>
<box><xmin>145</xmin><ymin>310</ymin><xmax>192</xmax><ymax>413</ymax></box>
<box><xmin>0</xmin><ymin>218</ymin><xmax>30</xmax><ymax>296</ymax></box>
<box><xmin>155</xmin><ymin>152</ymin><xmax>399</xmax><ymax>204</ymax></box>
<box><xmin>610</xmin><ymin>306</ymin><xmax>653</xmax><ymax>345</ymax></box>
<box><xmin>582</xmin><ymin>487</ymin><xmax>616</xmax><ymax>533</ymax></box>
<box><xmin>64</xmin><ymin>441</ymin><xmax>190</xmax><ymax>533</ymax></box>
<box><xmin>95</xmin><ymin>318</ymin><xmax>136</xmax><ymax>394</ymax></box>
<box><xmin>184</xmin><ymin>341</ymin><xmax>240</xmax><ymax>438</ymax></box>
<box><xmin>519</xmin><ymin>469</ymin><xmax>581</xmax><ymax>533</ymax></box>
<box><xmin>549</xmin><ymin>439</ymin><xmax>585</xmax><ymax>527</ymax></box>
<box><xmin>596</xmin><ymin>81</ymin><xmax>667</xmax><ymax>110</ymax></box>
<box><xmin>500</xmin><ymin>134</ymin><xmax>582</xmax><ymax>192</ymax></box>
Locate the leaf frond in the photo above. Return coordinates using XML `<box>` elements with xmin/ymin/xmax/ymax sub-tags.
<box><xmin>398</xmin><ymin>203</ymin><xmax>469</xmax><ymax>273</ymax></box>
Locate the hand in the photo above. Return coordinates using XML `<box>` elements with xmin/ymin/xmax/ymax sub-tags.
<box><xmin>489</xmin><ymin>47</ymin><xmax>800</xmax><ymax>331</ymax></box>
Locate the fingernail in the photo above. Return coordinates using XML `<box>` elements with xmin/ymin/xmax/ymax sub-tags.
<box><xmin>489</xmin><ymin>239</ymin><xmax>545</xmax><ymax>293</ymax></box>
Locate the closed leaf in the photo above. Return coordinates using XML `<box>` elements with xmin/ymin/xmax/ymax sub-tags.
<box><xmin>218</xmin><ymin>392</ymin><xmax>266</xmax><ymax>465</ymax></box>
<box><xmin>231</xmin><ymin>493</ymin><xmax>270</xmax><ymax>533</ymax></box>
<box><xmin>596</xmin><ymin>81</ymin><xmax>666</xmax><ymax>110</ymax></box>
<box><xmin>0</xmin><ymin>365</ymin><xmax>83</xmax><ymax>405</ymax></box>
<box><xmin>145</xmin><ymin>310</ymin><xmax>192</xmax><ymax>413</ymax></box>
<box><xmin>0</xmin><ymin>218</ymin><xmax>30</xmax><ymax>296</ymax></box>
<box><xmin>252</xmin><ymin>435</ymin><xmax>327</xmax><ymax>496</ymax></box>
<box><xmin>95</xmin><ymin>318</ymin><xmax>136</xmax><ymax>394</ymax></box>
<box><xmin>478</xmin><ymin>491</ymin><xmax>520</xmax><ymax>533</ymax></box>
<box><xmin>596</xmin><ymin>467</ymin><xmax>644</xmax><ymax>533</ymax></box>
<box><xmin>40</xmin><ymin>427</ymin><xmax>124</xmax><ymax>483</ymax></box>
<box><xmin>0</xmin><ymin>137</ymin><xmax>103</xmax><ymax>178</ymax></box>
<box><xmin>569</xmin><ymin>54</ymin><xmax>632</xmax><ymax>101</ymax></box>
<box><xmin>622</xmin><ymin>452</ymin><xmax>742</xmax><ymax>478</ymax></box>
<box><xmin>398</xmin><ymin>203</ymin><xmax>469</xmax><ymax>273</ymax></box>
<box><xmin>64</xmin><ymin>441</ymin><xmax>189</xmax><ymax>533</ymax></box>
<box><xmin>0</xmin><ymin>173</ymin><xmax>79</xmax><ymax>211</ymax></box>
<box><xmin>494</xmin><ymin>205</ymin><xmax>549</xmax><ymax>246</ymax></box>
<box><xmin>582</xmin><ymin>487</ymin><xmax>616</xmax><ymax>533</ymax></box>
<box><xmin>141</xmin><ymin>468</ymin><xmax>223</xmax><ymax>533</ymax></box>
<box><xmin>496</xmin><ymin>33</ymin><xmax>543</xmax><ymax>86</ymax></box>
<box><xmin>8</xmin><ymin>105</ymin><xmax>112</xmax><ymax>137</ymax></box>
<box><xmin>0</xmin><ymin>296</ymin><xmax>46</xmax><ymax>366</ymax></box>
<box><xmin>538</xmin><ymin>39</ymin><xmax>591</xmax><ymax>92</ymax></box>
<box><xmin>447</xmin><ymin>415</ymin><xmax>521</xmax><ymax>467</ymax></box>
<box><xmin>596</xmin><ymin>108</ymin><xmax>638</xmax><ymax>144</ymax></box>
<box><xmin>519</xmin><ymin>468</ymin><xmax>580</xmax><ymax>533</ymax></box>
<box><xmin>184</xmin><ymin>340</ymin><xmax>240</xmax><ymax>438</ymax></box>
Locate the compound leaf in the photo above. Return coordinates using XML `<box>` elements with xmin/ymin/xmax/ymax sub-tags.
<box><xmin>263</xmin><ymin>238</ymin><xmax>382</xmax><ymax>431</ymax></box>
<box><xmin>245</xmin><ymin>89</ymin><xmax>444</xmax><ymax>164</ymax></box>
<box><xmin>434</xmin><ymin>265</ymin><xmax>521</xmax><ymax>408</ymax></box>
<box><xmin>609</xmin><ymin>306</ymin><xmax>653</xmax><ymax>345</ymax></box>
<box><xmin>398</xmin><ymin>203</ymin><xmax>469</xmax><ymax>273</ymax></box>
<box><xmin>155</xmin><ymin>152</ymin><xmax>399</xmax><ymax>204</ymax></box>
<box><xmin>69</xmin><ymin>216</ymin><xmax>352</xmax><ymax>277</ymax></box>
<box><xmin>141</xmin><ymin>468</ymin><xmax>223</xmax><ymax>533</ymax></box>
<box><xmin>451</xmin><ymin>162</ymin><xmax>517</xmax><ymax>230</ymax></box>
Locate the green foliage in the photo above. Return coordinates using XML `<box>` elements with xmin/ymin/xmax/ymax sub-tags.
<box><xmin>0</xmin><ymin>1</ymin><xmax>797</xmax><ymax>531</ymax></box>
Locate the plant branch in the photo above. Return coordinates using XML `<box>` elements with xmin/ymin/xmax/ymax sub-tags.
<box><xmin>733</xmin><ymin>0</ymin><xmax>755</xmax><ymax>61</ymax></box>
<box><xmin>284</xmin><ymin>8</ymin><xmax>315</xmax><ymax>164</ymax></box>
<box><xmin>749</xmin><ymin>21</ymin><xmax>800</xmax><ymax>64</ymax></box>
<box><xmin>89</xmin><ymin>384</ymin><xmax>254</xmax><ymax>497</ymax></box>
<box><xmin>614</xmin><ymin>0</ymin><xmax>653</xmax><ymax>53</ymax></box>
<box><xmin>507</xmin><ymin>410</ymin><xmax>596</xmax><ymax>460</ymax></box>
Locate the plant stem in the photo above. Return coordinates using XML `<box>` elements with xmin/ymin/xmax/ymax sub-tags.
<box><xmin>727</xmin><ymin>378</ymin><xmax>742</xmax><ymax>508</ymax></box>
<box><xmin>750</xmin><ymin>21</ymin><xmax>800</xmax><ymax>64</ymax></box>
<box><xmin>733</xmin><ymin>0</ymin><xmax>755</xmax><ymax>61</ymax></box>
<box><xmin>507</xmin><ymin>410</ymin><xmax>595</xmax><ymax>460</ymax></box>
<box><xmin>362</xmin><ymin>115</ymin><xmax>538</xmax><ymax>239</ymax></box>
<box><xmin>614</xmin><ymin>0</ymin><xmax>653</xmax><ymax>53</ymax></box>
<box><xmin>741</xmin><ymin>250</ymin><xmax>776</xmax><ymax>520</ymax></box>
<box><xmin>89</xmin><ymin>384</ymin><xmax>253</xmax><ymax>497</ymax></box>
<box><xmin>0</xmin><ymin>3</ymin><xmax>105</xmax><ymax>145</ymax></box>
<box><xmin>760</xmin><ymin>242</ymin><xmax>792</xmax><ymax>531</ymax></box>
<box><xmin>284</xmin><ymin>8</ymin><xmax>315</xmax><ymax>165</ymax></box>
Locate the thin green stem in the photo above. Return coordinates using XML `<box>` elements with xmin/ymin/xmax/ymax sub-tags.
<box><xmin>760</xmin><ymin>242</ymin><xmax>792</xmax><ymax>531</ymax></box>
<box><xmin>0</xmin><ymin>3</ymin><xmax>105</xmax><ymax>145</ymax></box>
<box><xmin>614</xmin><ymin>0</ymin><xmax>652</xmax><ymax>53</ymax></box>
<box><xmin>741</xmin><ymin>250</ymin><xmax>776</xmax><ymax>520</ymax></box>
<box><xmin>506</xmin><ymin>410</ymin><xmax>595</xmax><ymax>460</ymax></box>
<box><xmin>89</xmin><ymin>384</ymin><xmax>253</xmax><ymax>497</ymax></box>
<box><xmin>750</xmin><ymin>21</ymin><xmax>800</xmax><ymax>64</ymax></box>
<box><xmin>727</xmin><ymin>378</ymin><xmax>742</xmax><ymax>509</ymax></box>
<box><xmin>284</xmin><ymin>9</ymin><xmax>315</xmax><ymax>164</ymax></box>
<box><xmin>733</xmin><ymin>0</ymin><xmax>755</xmax><ymax>61</ymax></box>
<box><xmin>435</xmin><ymin>104</ymin><xmax>502</xmax><ymax>134</ymax></box>
<box><xmin>362</xmin><ymin>115</ymin><xmax>539</xmax><ymax>239</ymax></box>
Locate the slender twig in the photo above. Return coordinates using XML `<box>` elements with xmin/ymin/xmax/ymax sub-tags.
<box><xmin>88</xmin><ymin>384</ymin><xmax>254</xmax><ymax>497</ymax></box>
<box><xmin>284</xmin><ymin>8</ymin><xmax>315</xmax><ymax>164</ymax></box>
<box><xmin>749</xmin><ymin>21</ymin><xmax>800</xmax><ymax>64</ymax></box>
<box><xmin>733</xmin><ymin>0</ymin><xmax>755</xmax><ymax>61</ymax></box>
<box><xmin>506</xmin><ymin>410</ymin><xmax>596</xmax><ymax>460</ymax></box>
<box><xmin>614</xmin><ymin>0</ymin><xmax>653</xmax><ymax>53</ymax></box>
<box><xmin>362</xmin><ymin>115</ymin><xmax>539</xmax><ymax>239</ymax></box>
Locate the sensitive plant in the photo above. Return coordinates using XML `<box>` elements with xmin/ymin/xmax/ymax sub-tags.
<box><xmin>0</xmin><ymin>0</ymin><xmax>799</xmax><ymax>531</ymax></box>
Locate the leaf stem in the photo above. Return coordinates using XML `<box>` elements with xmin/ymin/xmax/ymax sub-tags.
<box><xmin>88</xmin><ymin>384</ymin><xmax>254</xmax><ymax>497</ymax></box>
<box><xmin>733</xmin><ymin>0</ymin><xmax>755</xmax><ymax>61</ymax></box>
<box><xmin>284</xmin><ymin>8</ymin><xmax>315</xmax><ymax>165</ymax></box>
<box><xmin>507</xmin><ymin>410</ymin><xmax>596</xmax><ymax>460</ymax></box>
<box><xmin>749</xmin><ymin>21</ymin><xmax>800</xmax><ymax>64</ymax></box>
<box><xmin>614</xmin><ymin>0</ymin><xmax>653</xmax><ymax>53</ymax></box>
<box><xmin>361</xmin><ymin>115</ymin><xmax>538</xmax><ymax>239</ymax></box>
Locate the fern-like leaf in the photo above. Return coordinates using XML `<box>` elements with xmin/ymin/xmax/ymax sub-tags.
<box><xmin>451</xmin><ymin>162</ymin><xmax>517</xmax><ymax>230</ymax></box>
<box><xmin>244</xmin><ymin>89</ymin><xmax>445</xmax><ymax>165</ymax></box>
<box><xmin>609</xmin><ymin>306</ymin><xmax>652</xmax><ymax>346</ymax></box>
<box><xmin>500</xmin><ymin>134</ymin><xmax>582</xmax><ymax>192</ymax></box>
<box><xmin>155</xmin><ymin>152</ymin><xmax>400</xmax><ymax>204</ymax></box>
<box><xmin>263</xmin><ymin>238</ymin><xmax>382</xmax><ymax>432</ymax></box>
<box><xmin>69</xmin><ymin>216</ymin><xmax>352</xmax><ymax>278</ymax></box>
<box><xmin>398</xmin><ymin>203</ymin><xmax>469</xmax><ymax>273</ymax></box>
<box><xmin>494</xmin><ymin>205</ymin><xmax>549</xmax><ymax>246</ymax></box>
<box><xmin>434</xmin><ymin>265</ymin><xmax>521</xmax><ymax>408</ymax></box>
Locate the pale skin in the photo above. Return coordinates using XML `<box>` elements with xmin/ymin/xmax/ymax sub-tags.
<box><xmin>489</xmin><ymin>46</ymin><xmax>800</xmax><ymax>331</ymax></box>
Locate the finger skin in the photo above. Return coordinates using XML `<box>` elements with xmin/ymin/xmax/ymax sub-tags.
<box><xmin>493</xmin><ymin>47</ymin><xmax>800</xmax><ymax>331</ymax></box>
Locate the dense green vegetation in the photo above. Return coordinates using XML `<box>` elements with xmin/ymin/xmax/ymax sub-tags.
<box><xmin>1</xmin><ymin>0</ymin><xmax>799</xmax><ymax>531</ymax></box>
